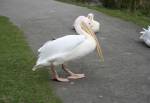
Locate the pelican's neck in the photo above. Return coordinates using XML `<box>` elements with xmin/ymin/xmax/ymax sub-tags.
<box><xmin>75</xmin><ymin>23</ymin><xmax>91</xmax><ymax>37</ymax></box>
<box><xmin>75</xmin><ymin>23</ymin><xmax>96</xmax><ymax>47</ymax></box>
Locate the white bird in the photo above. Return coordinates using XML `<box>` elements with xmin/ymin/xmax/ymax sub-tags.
<box><xmin>32</xmin><ymin>21</ymin><xmax>104</xmax><ymax>82</ymax></box>
<box><xmin>140</xmin><ymin>26</ymin><xmax>150</xmax><ymax>47</ymax></box>
<box><xmin>73</xmin><ymin>13</ymin><xmax>100</xmax><ymax>33</ymax></box>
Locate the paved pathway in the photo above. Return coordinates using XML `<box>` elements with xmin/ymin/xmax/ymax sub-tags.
<box><xmin>1</xmin><ymin>0</ymin><xmax>150</xmax><ymax>103</ymax></box>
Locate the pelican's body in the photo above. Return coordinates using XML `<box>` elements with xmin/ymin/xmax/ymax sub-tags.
<box><xmin>73</xmin><ymin>13</ymin><xmax>100</xmax><ymax>33</ymax></box>
<box><xmin>140</xmin><ymin>26</ymin><xmax>150</xmax><ymax>47</ymax></box>
<box><xmin>36</xmin><ymin>35</ymin><xmax>96</xmax><ymax>67</ymax></box>
<box><xmin>33</xmin><ymin>21</ymin><xmax>103</xmax><ymax>82</ymax></box>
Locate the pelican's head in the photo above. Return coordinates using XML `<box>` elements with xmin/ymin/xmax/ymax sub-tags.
<box><xmin>87</xmin><ymin>13</ymin><xmax>94</xmax><ymax>20</ymax></box>
<box><xmin>80</xmin><ymin>21</ymin><xmax>104</xmax><ymax>62</ymax></box>
<box><xmin>87</xmin><ymin>13</ymin><xmax>100</xmax><ymax>33</ymax></box>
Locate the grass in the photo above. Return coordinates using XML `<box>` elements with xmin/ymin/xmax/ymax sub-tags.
<box><xmin>0</xmin><ymin>16</ymin><xmax>62</xmax><ymax>103</ymax></box>
<box><xmin>56</xmin><ymin>0</ymin><xmax>150</xmax><ymax>27</ymax></box>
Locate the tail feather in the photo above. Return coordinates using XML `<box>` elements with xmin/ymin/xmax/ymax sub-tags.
<box><xmin>32</xmin><ymin>64</ymin><xmax>44</xmax><ymax>71</ymax></box>
<box><xmin>32</xmin><ymin>65</ymin><xmax>38</xmax><ymax>71</ymax></box>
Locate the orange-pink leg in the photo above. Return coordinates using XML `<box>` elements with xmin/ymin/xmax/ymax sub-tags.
<box><xmin>51</xmin><ymin>64</ymin><xmax>69</xmax><ymax>82</ymax></box>
<box><xmin>61</xmin><ymin>64</ymin><xmax>85</xmax><ymax>80</ymax></box>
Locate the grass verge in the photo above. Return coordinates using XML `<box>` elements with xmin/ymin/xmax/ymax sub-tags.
<box><xmin>0</xmin><ymin>16</ymin><xmax>61</xmax><ymax>103</ymax></box>
<box><xmin>56</xmin><ymin>0</ymin><xmax>150</xmax><ymax>27</ymax></box>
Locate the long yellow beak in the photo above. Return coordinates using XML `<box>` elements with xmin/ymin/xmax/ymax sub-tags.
<box><xmin>81</xmin><ymin>21</ymin><xmax>104</xmax><ymax>62</ymax></box>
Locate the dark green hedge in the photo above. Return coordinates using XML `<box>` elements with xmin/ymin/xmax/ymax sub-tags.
<box><xmin>100</xmin><ymin>0</ymin><xmax>150</xmax><ymax>16</ymax></box>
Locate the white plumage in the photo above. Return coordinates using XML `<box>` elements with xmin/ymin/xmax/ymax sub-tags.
<box><xmin>73</xmin><ymin>13</ymin><xmax>100</xmax><ymax>33</ymax></box>
<box><xmin>33</xmin><ymin>20</ymin><xmax>103</xmax><ymax>82</ymax></box>
<box><xmin>36</xmin><ymin>35</ymin><xmax>95</xmax><ymax>66</ymax></box>
<box><xmin>140</xmin><ymin>26</ymin><xmax>150</xmax><ymax>47</ymax></box>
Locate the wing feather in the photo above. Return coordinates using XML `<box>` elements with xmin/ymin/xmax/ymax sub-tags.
<box><xmin>37</xmin><ymin>35</ymin><xmax>86</xmax><ymax>62</ymax></box>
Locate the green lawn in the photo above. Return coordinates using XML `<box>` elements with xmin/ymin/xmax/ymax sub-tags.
<box><xmin>0</xmin><ymin>16</ymin><xmax>61</xmax><ymax>103</ymax></box>
<box><xmin>56</xmin><ymin>0</ymin><xmax>150</xmax><ymax>27</ymax></box>
<box><xmin>88</xmin><ymin>6</ymin><xmax>150</xmax><ymax>27</ymax></box>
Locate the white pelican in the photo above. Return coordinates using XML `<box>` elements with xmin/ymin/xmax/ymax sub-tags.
<box><xmin>73</xmin><ymin>13</ymin><xmax>100</xmax><ymax>33</ymax></box>
<box><xmin>140</xmin><ymin>26</ymin><xmax>150</xmax><ymax>47</ymax></box>
<box><xmin>32</xmin><ymin>21</ymin><xmax>104</xmax><ymax>82</ymax></box>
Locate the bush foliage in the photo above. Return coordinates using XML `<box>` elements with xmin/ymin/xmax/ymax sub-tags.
<box><xmin>100</xmin><ymin>0</ymin><xmax>150</xmax><ymax>16</ymax></box>
<box><xmin>61</xmin><ymin>0</ymin><xmax>150</xmax><ymax>16</ymax></box>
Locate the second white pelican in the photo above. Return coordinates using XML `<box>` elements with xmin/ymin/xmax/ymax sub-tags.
<box><xmin>140</xmin><ymin>26</ymin><xmax>150</xmax><ymax>47</ymax></box>
<box><xmin>32</xmin><ymin>21</ymin><xmax>104</xmax><ymax>82</ymax></box>
<box><xmin>73</xmin><ymin>13</ymin><xmax>100</xmax><ymax>33</ymax></box>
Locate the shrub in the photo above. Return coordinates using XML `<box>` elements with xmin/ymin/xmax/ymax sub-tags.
<box><xmin>100</xmin><ymin>0</ymin><xmax>150</xmax><ymax>16</ymax></box>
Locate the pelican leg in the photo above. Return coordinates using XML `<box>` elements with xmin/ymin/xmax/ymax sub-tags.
<box><xmin>61</xmin><ymin>64</ymin><xmax>85</xmax><ymax>80</ymax></box>
<box><xmin>50</xmin><ymin>64</ymin><xmax>69</xmax><ymax>82</ymax></box>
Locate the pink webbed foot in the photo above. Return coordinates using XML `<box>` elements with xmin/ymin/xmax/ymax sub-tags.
<box><xmin>52</xmin><ymin>77</ymin><xmax>69</xmax><ymax>82</ymax></box>
<box><xmin>68</xmin><ymin>74</ymin><xmax>85</xmax><ymax>80</ymax></box>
